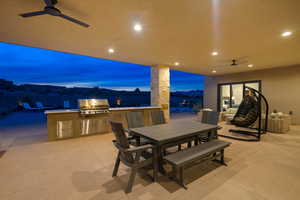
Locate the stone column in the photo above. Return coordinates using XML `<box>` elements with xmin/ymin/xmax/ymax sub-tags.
<box><xmin>151</xmin><ymin>65</ymin><xmax>170</xmax><ymax>121</ymax></box>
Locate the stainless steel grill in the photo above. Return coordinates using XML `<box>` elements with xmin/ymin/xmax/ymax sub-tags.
<box><xmin>79</xmin><ymin>99</ymin><xmax>110</xmax><ymax>115</ymax></box>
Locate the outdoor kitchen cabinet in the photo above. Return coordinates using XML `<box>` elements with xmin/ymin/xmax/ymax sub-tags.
<box><xmin>45</xmin><ymin>106</ymin><xmax>162</xmax><ymax>141</ymax></box>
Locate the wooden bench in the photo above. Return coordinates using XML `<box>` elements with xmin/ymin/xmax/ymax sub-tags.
<box><xmin>163</xmin><ymin>139</ymin><xmax>231</xmax><ymax>188</ymax></box>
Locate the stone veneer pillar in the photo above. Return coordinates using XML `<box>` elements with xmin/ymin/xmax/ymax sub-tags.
<box><xmin>151</xmin><ymin>65</ymin><xmax>170</xmax><ymax>121</ymax></box>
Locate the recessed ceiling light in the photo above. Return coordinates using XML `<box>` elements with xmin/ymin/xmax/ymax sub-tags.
<box><xmin>212</xmin><ymin>51</ymin><xmax>218</xmax><ymax>56</ymax></box>
<box><xmin>133</xmin><ymin>24</ymin><xmax>142</xmax><ymax>32</ymax></box>
<box><xmin>281</xmin><ymin>31</ymin><xmax>292</xmax><ymax>37</ymax></box>
<box><xmin>248</xmin><ymin>64</ymin><xmax>254</xmax><ymax>68</ymax></box>
<box><xmin>174</xmin><ymin>62</ymin><xmax>180</xmax><ymax>66</ymax></box>
<box><xmin>108</xmin><ymin>48</ymin><xmax>115</xmax><ymax>54</ymax></box>
<box><xmin>212</xmin><ymin>70</ymin><xmax>217</xmax><ymax>73</ymax></box>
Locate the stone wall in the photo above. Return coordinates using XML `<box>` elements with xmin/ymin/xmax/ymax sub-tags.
<box><xmin>151</xmin><ymin>65</ymin><xmax>170</xmax><ymax>121</ymax></box>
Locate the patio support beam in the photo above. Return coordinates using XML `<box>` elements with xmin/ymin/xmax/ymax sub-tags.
<box><xmin>151</xmin><ymin>65</ymin><xmax>170</xmax><ymax>121</ymax></box>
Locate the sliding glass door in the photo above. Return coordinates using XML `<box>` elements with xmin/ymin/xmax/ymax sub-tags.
<box><xmin>231</xmin><ymin>84</ymin><xmax>244</xmax><ymax>108</ymax></box>
<box><xmin>220</xmin><ymin>85</ymin><xmax>230</xmax><ymax>110</ymax></box>
<box><xmin>218</xmin><ymin>81</ymin><xmax>261</xmax><ymax>112</ymax></box>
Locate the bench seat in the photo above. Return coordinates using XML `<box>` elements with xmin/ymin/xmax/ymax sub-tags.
<box><xmin>164</xmin><ymin>140</ymin><xmax>231</xmax><ymax>167</ymax></box>
<box><xmin>164</xmin><ymin>139</ymin><xmax>231</xmax><ymax>188</ymax></box>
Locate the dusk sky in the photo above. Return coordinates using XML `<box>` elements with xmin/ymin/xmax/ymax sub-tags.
<box><xmin>0</xmin><ymin>42</ymin><xmax>204</xmax><ymax>91</ymax></box>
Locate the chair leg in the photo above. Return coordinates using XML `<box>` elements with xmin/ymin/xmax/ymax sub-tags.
<box><xmin>194</xmin><ymin>138</ymin><xmax>199</xmax><ymax>146</ymax></box>
<box><xmin>112</xmin><ymin>153</ymin><xmax>120</xmax><ymax>177</ymax></box>
<box><xmin>153</xmin><ymin>146</ymin><xmax>159</xmax><ymax>182</ymax></box>
<box><xmin>198</xmin><ymin>138</ymin><xmax>202</xmax><ymax>144</ymax></box>
<box><xmin>163</xmin><ymin>149</ymin><xmax>167</xmax><ymax>156</ymax></box>
<box><xmin>178</xmin><ymin>144</ymin><xmax>182</xmax><ymax>151</ymax></box>
<box><xmin>125</xmin><ymin>168</ymin><xmax>137</xmax><ymax>193</ymax></box>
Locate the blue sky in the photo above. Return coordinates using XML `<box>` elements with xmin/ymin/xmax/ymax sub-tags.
<box><xmin>0</xmin><ymin>42</ymin><xmax>204</xmax><ymax>91</ymax></box>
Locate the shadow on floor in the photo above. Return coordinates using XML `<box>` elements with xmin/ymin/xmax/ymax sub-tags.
<box><xmin>157</xmin><ymin>161</ymin><xmax>226</xmax><ymax>193</ymax></box>
<box><xmin>72</xmin><ymin>157</ymin><xmax>241</xmax><ymax>198</ymax></box>
<box><xmin>72</xmin><ymin>167</ymin><xmax>152</xmax><ymax>193</ymax></box>
<box><xmin>0</xmin><ymin>151</ymin><xmax>6</xmax><ymax>158</ymax></box>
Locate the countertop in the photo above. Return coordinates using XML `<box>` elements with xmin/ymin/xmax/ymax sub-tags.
<box><xmin>44</xmin><ymin>106</ymin><xmax>161</xmax><ymax>114</ymax></box>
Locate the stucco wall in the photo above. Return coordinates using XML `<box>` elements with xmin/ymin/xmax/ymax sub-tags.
<box><xmin>204</xmin><ymin>65</ymin><xmax>300</xmax><ymax>125</ymax></box>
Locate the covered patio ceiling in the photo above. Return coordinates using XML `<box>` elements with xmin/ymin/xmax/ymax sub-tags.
<box><xmin>1</xmin><ymin>0</ymin><xmax>300</xmax><ymax>75</ymax></box>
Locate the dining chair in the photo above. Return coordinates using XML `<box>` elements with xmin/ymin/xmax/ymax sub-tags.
<box><xmin>126</xmin><ymin>111</ymin><xmax>145</xmax><ymax>129</ymax></box>
<box><xmin>110</xmin><ymin>121</ymin><xmax>154</xmax><ymax>193</ymax></box>
<box><xmin>201</xmin><ymin>110</ymin><xmax>220</xmax><ymax>125</ymax></box>
<box><xmin>150</xmin><ymin>110</ymin><xmax>183</xmax><ymax>152</ymax></box>
<box><xmin>197</xmin><ymin>110</ymin><xmax>220</xmax><ymax>143</ymax></box>
<box><xmin>125</xmin><ymin>111</ymin><xmax>149</xmax><ymax>146</ymax></box>
<box><xmin>150</xmin><ymin>110</ymin><xmax>166</xmax><ymax>125</ymax></box>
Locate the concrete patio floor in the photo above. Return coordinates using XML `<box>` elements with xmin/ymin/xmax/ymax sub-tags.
<box><xmin>0</xmin><ymin>112</ymin><xmax>300</xmax><ymax>200</ymax></box>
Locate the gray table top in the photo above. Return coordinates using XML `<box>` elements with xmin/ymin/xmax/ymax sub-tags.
<box><xmin>130</xmin><ymin>119</ymin><xmax>218</xmax><ymax>144</ymax></box>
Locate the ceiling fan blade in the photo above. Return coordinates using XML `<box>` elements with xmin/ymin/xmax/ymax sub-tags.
<box><xmin>58</xmin><ymin>14</ymin><xmax>90</xmax><ymax>27</ymax></box>
<box><xmin>20</xmin><ymin>11</ymin><xmax>48</xmax><ymax>17</ymax></box>
<box><xmin>213</xmin><ymin>63</ymin><xmax>230</xmax><ymax>68</ymax></box>
<box><xmin>236</xmin><ymin>56</ymin><xmax>249</xmax><ymax>61</ymax></box>
<box><xmin>44</xmin><ymin>0</ymin><xmax>54</xmax><ymax>7</ymax></box>
<box><xmin>238</xmin><ymin>60</ymin><xmax>249</xmax><ymax>65</ymax></box>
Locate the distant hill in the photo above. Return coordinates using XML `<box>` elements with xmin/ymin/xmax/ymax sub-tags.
<box><xmin>171</xmin><ymin>90</ymin><xmax>203</xmax><ymax>97</ymax></box>
<box><xmin>0</xmin><ymin>78</ymin><xmax>203</xmax><ymax>97</ymax></box>
<box><xmin>0</xmin><ymin>78</ymin><xmax>203</xmax><ymax>115</ymax></box>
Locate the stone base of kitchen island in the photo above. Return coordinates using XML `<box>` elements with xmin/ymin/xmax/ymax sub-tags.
<box><xmin>45</xmin><ymin>106</ymin><xmax>162</xmax><ymax>141</ymax></box>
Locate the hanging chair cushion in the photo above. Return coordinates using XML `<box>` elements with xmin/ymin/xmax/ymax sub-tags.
<box><xmin>231</xmin><ymin>96</ymin><xmax>259</xmax><ymax>127</ymax></box>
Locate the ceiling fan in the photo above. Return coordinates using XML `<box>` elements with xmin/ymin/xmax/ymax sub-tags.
<box><xmin>213</xmin><ymin>57</ymin><xmax>249</xmax><ymax>68</ymax></box>
<box><xmin>19</xmin><ymin>0</ymin><xmax>90</xmax><ymax>28</ymax></box>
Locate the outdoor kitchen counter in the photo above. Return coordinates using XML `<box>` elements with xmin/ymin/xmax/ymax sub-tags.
<box><xmin>45</xmin><ymin>106</ymin><xmax>162</xmax><ymax>141</ymax></box>
<box><xmin>45</xmin><ymin>106</ymin><xmax>161</xmax><ymax>114</ymax></box>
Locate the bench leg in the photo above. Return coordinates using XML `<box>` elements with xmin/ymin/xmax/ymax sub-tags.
<box><xmin>212</xmin><ymin>150</ymin><xmax>227</xmax><ymax>166</ymax></box>
<box><xmin>220</xmin><ymin>149</ymin><xmax>227</xmax><ymax>166</ymax></box>
<box><xmin>179</xmin><ymin>167</ymin><xmax>187</xmax><ymax>190</ymax></box>
<box><xmin>167</xmin><ymin>166</ymin><xmax>187</xmax><ymax>189</ymax></box>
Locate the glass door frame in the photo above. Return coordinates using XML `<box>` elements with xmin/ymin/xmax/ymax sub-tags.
<box><xmin>217</xmin><ymin>80</ymin><xmax>261</xmax><ymax>112</ymax></box>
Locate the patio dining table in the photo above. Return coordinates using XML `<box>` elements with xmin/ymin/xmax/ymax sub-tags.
<box><xmin>130</xmin><ymin>119</ymin><xmax>219</xmax><ymax>181</ymax></box>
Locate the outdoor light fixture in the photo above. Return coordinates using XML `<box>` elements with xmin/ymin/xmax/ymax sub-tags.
<box><xmin>108</xmin><ymin>48</ymin><xmax>115</xmax><ymax>54</ymax></box>
<box><xmin>134</xmin><ymin>24</ymin><xmax>142</xmax><ymax>32</ymax></box>
<box><xmin>248</xmin><ymin>64</ymin><xmax>254</xmax><ymax>68</ymax></box>
<box><xmin>174</xmin><ymin>62</ymin><xmax>180</xmax><ymax>66</ymax></box>
<box><xmin>212</xmin><ymin>51</ymin><xmax>218</xmax><ymax>56</ymax></box>
<box><xmin>281</xmin><ymin>31</ymin><xmax>292</xmax><ymax>37</ymax></box>
<box><xmin>212</xmin><ymin>70</ymin><xmax>217</xmax><ymax>73</ymax></box>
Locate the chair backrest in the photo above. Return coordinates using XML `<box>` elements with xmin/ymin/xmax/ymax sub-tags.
<box><xmin>126</xmin><ymin>111</ymin><xmax>144</xmax><ymax>129</ymax></box>
<box><xmin>151</xmin><ymin>110</ymin><xmax>166</xmax><ymax>125</ymax></box>
<box><xmin>110</xmin><ymin>121</ymin><xmax>130</xmax><ymax>148</ymax></box>
<box><xmin>22</xmin><ymin>103</ymin><xmax>31</xmax><ymax>110</ymax></box>
<box><xmin>63</xmin><ymin>101</ymin><xmax>70</xmax><ymax>109</ymax></box>
<box><xmin>110</xmin><ymin>121</ymin><xmax>133</xmax><ymax>163</ymax></box>
<box><xmin>201</xmin><ymin>110</ymin><xmax>219</xmax><ymax>125</ymax></box>
<box><xmin>36</xmin><ymin>102</ymin><xmax>43</xmax><ymax>108</ymax></box>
